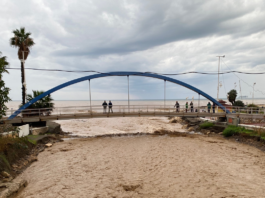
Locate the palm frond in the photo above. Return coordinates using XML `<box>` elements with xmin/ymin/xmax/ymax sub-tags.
<box><xmin>0</xmin><ymin>53</ymin><xmax>9</xmax><ymax>74</ymax></box>
<box><xmin>10</xmin><ymin>27</ymin><xmax>35</xmax><ymax>60</ymax></box>
<box><xmin>20</xmin><ymin>27</ymin><xmax>25</xmax><ymax>35</ymax></box>
<box><xmin>25</xmin><ymin>90</ymin><xmax>54</xmax><ymax>110</ymax></box>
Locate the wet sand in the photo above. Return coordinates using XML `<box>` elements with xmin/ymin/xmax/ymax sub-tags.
<box><xmin>16</xmin><ymin>132</ymin><xmax>265</xmax><ymax>197</ymax></box>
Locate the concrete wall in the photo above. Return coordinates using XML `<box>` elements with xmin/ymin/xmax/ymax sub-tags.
<box><xmin>1</xmin><ymin>124</ymin><xmax>29</xmax><ymax>137</ymax></box>
<box><xmin>238</xmin><ymin>124</ymin><xmax>265</xmax><ymax>131</ymax></box>
<box><xmin>18</xmin><ymin>124</ymin><xmax>30</xmax><ymax>137</ymax></box>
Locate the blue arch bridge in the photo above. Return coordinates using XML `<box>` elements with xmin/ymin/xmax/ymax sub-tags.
<box><xmin>3</xmin><ymin>72</ymin><xmax>262</xmax><ymax>124</ymax></box>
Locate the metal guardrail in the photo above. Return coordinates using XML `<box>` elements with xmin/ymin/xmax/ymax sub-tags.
<box><xmin>2</xmin><ymin>105</ymin><xmax>265</xmax><ymax>120</ymax></box>
<box><xmin>4</xmin><ymin>105</ymin><xmax>263</xmax><ymax>117</ymax></box>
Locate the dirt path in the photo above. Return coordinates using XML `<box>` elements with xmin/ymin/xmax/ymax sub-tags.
<box><xmin>15</xmin><ymin>134</ymin><xmax>265</xmax><ymax>198</ymax></box>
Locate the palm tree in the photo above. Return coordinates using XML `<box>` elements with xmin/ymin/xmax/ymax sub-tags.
<box><xmin>10</xmin><ymin>27</ymin><xmax>35</xmax><ymax>105</ymax></box>
<box><xmin>227</xmin><ymin>89</ymin><xmax>237</xmax><ymax>105</ymax></box>
<box><xmin>0</xmin><ymin>52</ymin><xmax>9</xmax><ymax>76</ymax></box>
<box><xmin>24</xmin><ymin>90</ymin><xmax>54</xmax><ymax>117</ymax></box>
<box><xmin>0</xmin><ymin>52</ymin><xmax>11</xmax><ymax>118</ymax></box>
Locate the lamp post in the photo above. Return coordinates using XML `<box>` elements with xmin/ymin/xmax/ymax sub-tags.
<box><xmin>216</xmin><ymin>55</ymin><xmax>225</xmax><ymax>101</ymax></box>
<box><xmin>252</xmin><ymin>83</ymin><xmax>256</xmax><ymax>104</ymax></box>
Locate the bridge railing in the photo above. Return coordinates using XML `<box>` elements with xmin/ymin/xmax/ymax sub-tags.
<box><xmin>4</xmin><ymin>105</ymin><xmax>222</xmax><ymax>118</ymax></box>
<box><xmin>4</xmin><ymin>105</ymin><xmax>265</xmax><ymax>119</ymax></box>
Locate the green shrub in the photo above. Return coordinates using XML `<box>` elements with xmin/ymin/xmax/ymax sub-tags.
<box><xmin>247</xmin><ymin>104</ymin><xmax>259</xmax><ymax>111</ymax></box>
<box><xmin>223</xmin><ymin>126</ymin><xmax>238</xmax><ymax>137</ymax></box>
<box><xmin>222</xmin><ymin>126</ymin><xmax>253</xmax><ymax>137</ymax></box>
<box><xmin>247</xmin><ymin>104</ymin><xmax>259</xmax><ymax>108</ymax></box>
<box><xmin>233</xmin><ymin>100</ymin><xmax>245</xmax><ymax>107</ymax></box>
<box><xmin>200</xmin><ymin>122</ymin><xmax>214</xmax><ymax>129</ymax></box>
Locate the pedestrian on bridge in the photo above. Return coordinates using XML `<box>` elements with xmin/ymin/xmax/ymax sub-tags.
<box><xmin>185</xmin><ymin>102</ymin><xmax>188</xmax><ymax>113</ymax></box>
<box><xmin>102</xmin><ymin>101</ymin><xmax>107</xmax><ymax>113</ymax></box>
<box><xmin>207</xmin><ymin>102</ymin><xmax>211</xmax><ymax>113</ymax></box>
<box><xmin>108</xmin><ymin>100</ymin><xmax>113</xmax><ymax>113</ymax></box>
<box><xmin>174</xmin><ymin>101</ymin><xmax>180</xmax><ymax>112</ymax></box>
<box><xmin>212</xmin><ymin>103</ymin><xmax>216</xmax><ymax>113</ymax></box>
<box><xmin>190</xmin><ymin>101</ymin><xmax>194</xmax><ymax>112</ymax></box>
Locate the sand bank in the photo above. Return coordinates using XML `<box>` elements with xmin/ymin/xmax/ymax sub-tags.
<box><xmin>15</xmin><ymin>133</ymin><xmax>265</xmax><ymax>198</ymax></box>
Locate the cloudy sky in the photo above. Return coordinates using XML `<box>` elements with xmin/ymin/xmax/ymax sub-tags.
<box><xmin>1</xmin><ymin>0</ymin><xmax>265</xmax><ymax>102</ymax></box>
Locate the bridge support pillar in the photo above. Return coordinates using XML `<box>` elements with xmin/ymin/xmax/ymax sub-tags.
<box><xmin>89</xmin><ymin>80</ymin><xmax>92</xmax><ymax>114</ymax></box>
<box><xmin>127</xmin><ymin>75</ymin><xmax>130</xmax><ymax>113</ymax></box>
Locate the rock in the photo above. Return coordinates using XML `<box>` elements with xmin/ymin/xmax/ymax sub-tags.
<box><xmin>186</xmin><ymin>118</ymin><xmax>201</xmax><ymax>124</ymax></box>
<box><xmin>1</xmin><ymin>171</ymin><xmax>11</xmax><ymax>178</ymax></box>
<box><xmin>45</xmin><ymin>143</ymin><xmax>53</xmax><ymax>147</ymax></box>
<box><xmin>218</xmin><ymin>132</ymin><xmax>223</xmax><ymax>135</ymax></box>
<box><xmin>169</xmin><ymin>118</ymin><xmax>178</xmax><ymax>123</ymax></box>
<box><xmin>206</xmin><ymin>132</ymin><xmax>211</xmax><ymax>135</ymax></box>
<box><xmin>0</xmin><ymin>179</ymin><xmax>28</xmax><ymax>198</ymax></box>
<box><xmin>31</xmin><ymin>126</ymin><xmax>49</xmax><ymax>135</ymax></box>
<box><xmin>188</xmin><ymin>127</ymin><xmax>195</xmax><ymax>132</ymax></box>
<box><xmin>2</xmin><ymin>177</ymin><xmax>13</xmax><ymax>183</ymax></box>
<box><xmin>201</xmin><ymin>129</ymin><xmax>211</xmax><ymax>134</ymax></box>
<box><xmin>181</xmin><ymin>125</ymin><xmax>188</xmax><ymax>129</ymax></box>
<box><xmin>29</xmin><ymin>156</ymin><xmax>38</xmax><ymax>162</ymax></box>
<box><xmin>23</xmin><ymin>160</ymin><xmax>28</xmax><ymax>166</ymax></box>
<box><xmin>47</xmin><ymin>121</ymin><xmax>62</xmax><ymax>134</ymax></box>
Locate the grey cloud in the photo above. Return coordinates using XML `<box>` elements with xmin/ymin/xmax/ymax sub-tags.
<box><xmin>1</xmin><ymin>0</ymin><xmax>265</xmax><ymax>100</ymax></box>
<box><xmin>52</xmin><ymin>0</ymin><xmax>265</xmax><ymax>57</ymax></box>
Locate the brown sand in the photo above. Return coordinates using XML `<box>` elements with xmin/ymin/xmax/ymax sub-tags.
<box><xmin>16</xmin><ymin>134</ymin><xmax>265</xmax><ymax>198</ymax></box>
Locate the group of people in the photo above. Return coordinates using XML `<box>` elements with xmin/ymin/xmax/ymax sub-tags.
<box><xmin>102</xmin><ymin>100</ymin><xmax>217</xmax><ymax>114</ymax></box>
<box><xmin>174</xmin><ymin>101</ymin><xmax>217</xmax><ymax>113</ymax></box>
<box><xmin>102</xmin><ymin>100</ymin><xmax>113</xmax><ymax>113</ymax></box>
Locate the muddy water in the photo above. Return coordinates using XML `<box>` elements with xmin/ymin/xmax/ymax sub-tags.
<box><xmin>15</xmin><ymin>135</ymin><xmax>265</xmax><ymax>198</ymax></box>
<box><xmin>55</xmin><ymin>117</ymin><xmax>186</xmax><ymax>136</ymax></box>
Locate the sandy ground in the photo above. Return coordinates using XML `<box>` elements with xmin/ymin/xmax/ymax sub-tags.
<box><xmin>55</xmin><ymin>117</ymin><xmax>186</xmax><ymax>136</ymax></box>
<box><xmin>16</xmin><ymin>134</ymin><xmax>265</xmax><ymax>197</ymax></box>
<box><xmin>12</xmin><ymin>117</ymin><xmax>265</xmax><ymax>197</ymax></box>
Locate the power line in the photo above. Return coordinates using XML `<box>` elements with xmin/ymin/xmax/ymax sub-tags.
<box><xmin>221</xmin><ymin>60</ymin><xmax>265</xmax><ymax>95</ymax></box>
<box><xmin>6</xmin><ymin>67</ymin><xmax>265</xmax><ymax>75</ymax></box>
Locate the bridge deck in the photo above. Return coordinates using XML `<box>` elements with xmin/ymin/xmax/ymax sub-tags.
<box><xmin>3</xmin><ymin>105</ymin><xmax>265</xmax><ymax>124</ymax></box>
<box><xmin>3</xmin><ymin>112</ymin><xmax>226</xmax><ymax>124</ymax></box>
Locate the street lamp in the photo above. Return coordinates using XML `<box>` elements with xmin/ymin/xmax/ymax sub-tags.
<box><xmin>252</xmin><ymin>83</ymin><xmax>256</xmax><ymax>104</ymax></box>
<box><xmin>216</xmin><ymin>55</ymin><xmax>225</xmax><ymax>101</ymax></box>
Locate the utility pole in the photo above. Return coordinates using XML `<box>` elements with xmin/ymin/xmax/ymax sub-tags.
<box><xmin>239</xmin><ymin>80</ymin><xmax>242</xmax><ymax>100</ymax></box>
<box><xmin>216</xmin><ymin>55</ymin><xmax>225</xmax><ymax>101</ymax></box>
<box><xmin>252</xmin><ymin>83</ymin><xmax>256</xmax><ymax>104</ymax></box>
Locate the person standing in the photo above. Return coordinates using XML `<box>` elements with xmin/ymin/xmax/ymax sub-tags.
<box><xmin>190</xmin><ymin>101</ymin><xmax>194</xmax><ymax>112</ymax></box>
<box><xmin>102</xmin><ymin>100</ymin><xmax>107</xmax><ymax>113</ymax></box>
<box><xmin>207</xmin><ymin>102</ymin><xmax>211</xmax><ymax>113</ymax></box>
<box><xmin>212</xmin><ymin>102</ymin><xmax>216</xmax><ymax>113</ymax></box>
<box><xmin>174</xmin><ymin>101</ymin><xmax>180</xmax><ymax>112</ymax></box>
<box><xmin>185</xmin><ymin>102</ymin><xmax>188</xmax><ymax>113</ymax></box>
<box><xmin>108</xmin><ymin>100</ymin><xmax>113</xmax><ymax>113</ymax></box>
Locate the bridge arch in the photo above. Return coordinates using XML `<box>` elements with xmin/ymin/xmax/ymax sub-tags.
<box><xmin>8</xmin><ymin>71</ymin><xmax>230</xmax><ymax>120</ymax></box>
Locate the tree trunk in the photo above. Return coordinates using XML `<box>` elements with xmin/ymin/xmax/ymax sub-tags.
<box><xmin>0</xmin><ymin>76</ymin><xmax>2</xmax><ymax>118</ymax></box>
<box><xmin>21</xmin><ymin>61</ymin><xmax>26</xmax><ymax>105</ymax></box>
